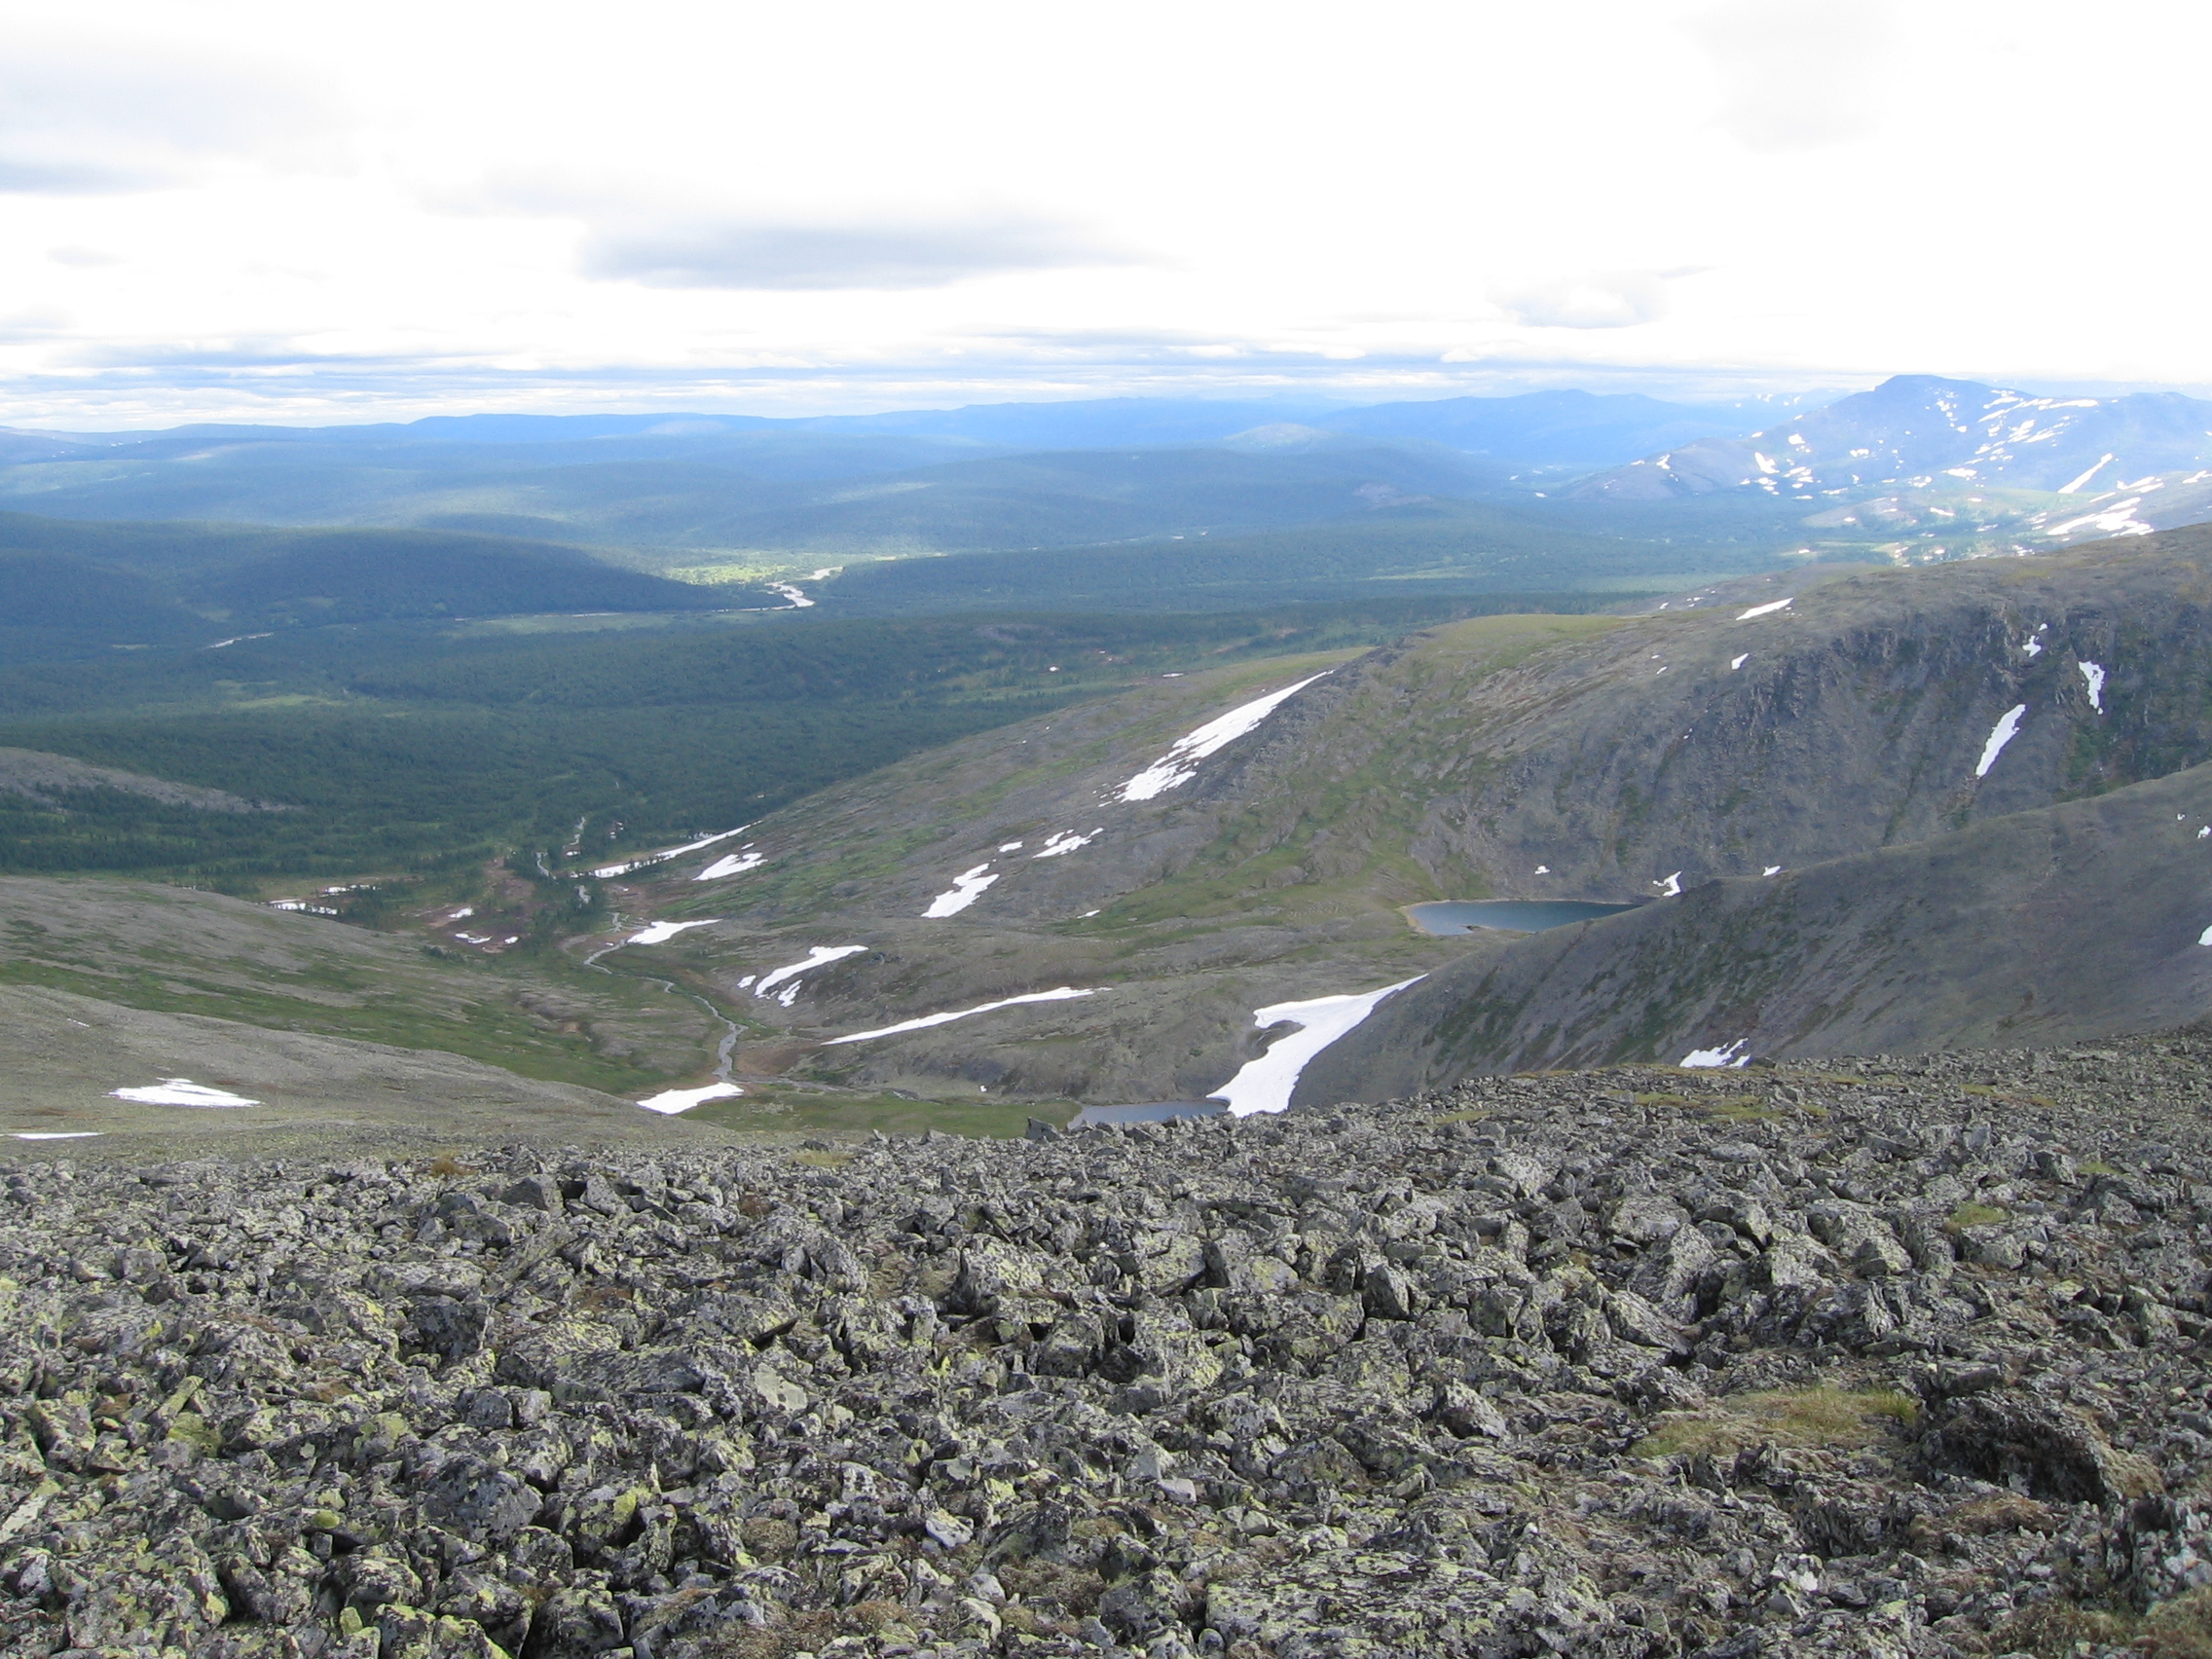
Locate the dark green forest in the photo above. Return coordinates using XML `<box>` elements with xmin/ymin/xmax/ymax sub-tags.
<box><xmin>0</xmin><ymin>591</ymin><xmax>1624</xmax><ymax>883</ymax></box>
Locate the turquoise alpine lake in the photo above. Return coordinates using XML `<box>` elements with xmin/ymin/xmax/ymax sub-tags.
<box><xmin>1406</xmin><ymin>900</ymin><xmax>1641</xmax><ymax>936</ymax></box>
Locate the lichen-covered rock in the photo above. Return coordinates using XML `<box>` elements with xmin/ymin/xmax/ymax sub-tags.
<box><xmin>0</xmin><ymin>1035</ymin><xmax>2209</xmax><ymax>1656</ymax></box>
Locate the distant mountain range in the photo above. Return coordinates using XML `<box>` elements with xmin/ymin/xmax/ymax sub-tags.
<box><xmin>1572</xmin><ymin>373</ymin><xmax>2212</xmax><ymax>542</ymax></box>
<box><xmin>1</xmin><ymin>387</ymin><xmax>1760</xmax><ymax>466</ymax></box>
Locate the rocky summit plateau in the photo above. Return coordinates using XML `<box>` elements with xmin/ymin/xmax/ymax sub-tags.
<box><xmin>6</xmin><ymin>1034</ymin><xmax>2212</xmax><ymax>1659</ymax></box>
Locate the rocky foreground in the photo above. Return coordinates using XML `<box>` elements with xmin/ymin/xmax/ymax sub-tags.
<box><xmin>5</xmin><ymin>1041</ymin><xmax>2212</xmax><ymax>1659</ymax></box>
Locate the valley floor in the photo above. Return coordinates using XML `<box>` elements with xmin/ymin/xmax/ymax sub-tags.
<box><xmin>3</xmin><ymin>1032</ymin><xmax>2210</xmax><ymax>1657</ymax></box>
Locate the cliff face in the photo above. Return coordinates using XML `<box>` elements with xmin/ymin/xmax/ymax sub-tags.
<box><xmin>1205</xmin><ymin>526</ymin><xmax>2212</xmax><ymax>908</ymax></box>
<box><xmin>1300</xmin><ymin>756</ymin><xmax>2212</xmax><ymax>1099</ymax></box>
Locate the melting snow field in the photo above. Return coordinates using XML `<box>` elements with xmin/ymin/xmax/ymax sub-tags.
<box><xmin>1033</xmin><ymin>830</ymin><xmax>1098</xmax><ymax>859</ymax></box>
<box><xmin>2079</xmin><ymin>661</ymin><xmax>2107</xmax><ymax>712</ymax></box>
<box><xmin>13</xmin><ymin>1131</ymin><xmax>102</xmax><ymax>1140</ymax></box>
<box><xmin>1730</xmin><ymin>654</ymin><xmax>1750</xmax><ymax>670</ymax></box>
<box><xmin>2047</xmin><ymin>499</ymin><xmax>2156</xmax><ymax>539</ymax></box>
<box><xmin>593</xmin><ymin>826</ymin><xmax>749</xmax><ymax>879</ymax></box>
<box><xmin>1975</xmin><ymin>705</ymin><xmax>2029</xmax><ymax>777</ymax></box>
<box><xmin>695</xmin><ymin>850</ymin><xmax>765</xmax><ymax>881</ymax></box>
<box><xmin>1654</xmin><ymin>872</ymin><xmax>1683</xmax><ymax>897</ymax></box>
<box><xmin>1208</xmin><ymin>977</ymin><xmax>1425</xmax><ymax>1117</ymax></box>
<box><xmin>110</xmin><ymin>1080</ymin><xmax>261</xmax><ymax>1108</ymax></box>
<box><xmin>1118</xmin><ymin>673</ymin><xmax>1332</xmax><ymax>802</ymax></box>
<box><xmin>923</xmin><ymin>865</ymin><xmax>1000</xmax><ymax>917</ymax></box>
<box><xmin>626</xmin><ymin>919</ymin><xmax>720</xmax><ymax>945</ymax></box>
<box><xmin>1736</xmin><ymin>598</ymin><xmax>1793</xmax><ymax>621</ymax></box>
<box><xmin>754</xmin><ymin>945</ymin><xmax>867</xmax><ymax>1005</ymax></box>
<box><xmin>635</xmin><ymin>1083</ymin><xmax>744</xmax><ymax>1115</ymax></box>
<box><xmin>825</xmin><ymin>986</ymin><xmax>1096</xmax><ymax>1045</ymax></box>
<box><xmin>1680</xmin><ymin>1040</ymin><xmax>1752</xmax><ymax>1069</ymax></box>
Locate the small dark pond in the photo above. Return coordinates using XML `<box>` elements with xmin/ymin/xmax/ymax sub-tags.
<box><xmin>1407</xmin><ymin>900</ymin><xmax>1640</xmax><ymax>937</ymax></box>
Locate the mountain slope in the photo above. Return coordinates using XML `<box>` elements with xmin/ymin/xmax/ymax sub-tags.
<box><xmin>0</xmin><ymin>514</ymin><xmax>746</xmax><ymax>652</ymax></box>
<box><xmin>1299</xmin><ymin>755</ymin><xmax>2212</xmax><ymax>1101</ymax></box>
<box><xmin>594</xmin><ymin>528</ymin><xmax>2212</xmax><ymax>1108</ymax></box>
<box><xmin>0</xmin><ymin>874</ymin><xmax>720</xmax><ymax>1093</ymax></box>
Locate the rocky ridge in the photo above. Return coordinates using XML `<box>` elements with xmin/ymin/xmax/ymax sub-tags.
<box><xmin>5</xmin><ymin>1036</ymin><xmax>2212</xmax><ymax>1658</ymax></box>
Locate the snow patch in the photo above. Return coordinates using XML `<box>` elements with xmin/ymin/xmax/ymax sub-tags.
<box><xmin>1730</xmin><ymin>654</ymin><xmax>1750</xmax><ymax>670</ymax></box>
<box><xmin>1118</xmin><ymin>673</ymin><xmax>1332</xmax><ymax>801</ymax></box>
<box><xmin>593</xmin><ymin>826</ymin><xmax>750</xmax><ymax>878</ymax></box>
<box><xmin>998</xmin><ymin>842</ymin><xmax>1024</xmax><ymax>851</ymax></box>
<box><xmin>2078</xmin><ymin>660</ymin><xmax>2106</xmax><ymax>712</ymax></box>
<box><xmin>2058</xmin><ymin>454</ymin><xmax>2115</xmax><ymax>494</ymax></box>
<box><xmin>13</xmin><ymin>1131</ymin><xmax>102</xmax><ymax>1140</ymax></box>
<box><xmin>1654</xmin><ymin>872</ymin><xmax>1682</xmax><ymax>897</ymax></box>
<box><xmin>636</xmin><ymin>1083</ymin><xmax>744</xmax><ymax>1115</ymax></box>
<box><xmin>1207</xmin><ymin>977</ymin><xmax>1426</xmax><ymax>1117</ymax></box>
<box><xmin>923</xmin><ymin>864</ymin><xmax>999</xmax><ymax>917</ymax></box>
<box><xmin>1736</xmin><ymin>598</ymin><xmax>1792</xmax><ymax>620</ymax></box>
<box><xmin>1763</xmin><ymin>866</ymin><xmax>1782</xmax><ymax>876</ymax></box>
<box><xmin>2201</xmin><ymin>924</ymin><xmax>2212</xmax><ymax>947</ymax></box>
<box><xmin>825</xmin><ymin>986</ymin><xmax>1096</xmax><ymax>1045</ymax></box>
<box><xmin>695</xmin><ymin>850</ymin><xmax>765</xmax><ymax>881</ymax></box>
<box><xmin>2047</xmin><ymin>498</ymin><xmax>2155</xmax><ymax>538</ymax></box>
<box><xmin>626</xmin><ymin>919</ymin><xmax>720</xmax><ymax>945</ymax></box>
<box><xmin>1974</xmin><ymin>705</ymin><xmax>2028</xmax><ymax>778</ymax></box>
<box><xmin>1033</xmin><ymin>830</ymin><xmax>1099</xmax><ymax>859</ymax></box>
<box><xmin>111</xmin><ymin>1079</ymin><xmax>261</xmax><ymax>1108</ymax></box>
<box><xmin>1680</xmin><ymin>1040</ymin><xmax>1751</xmax><ymax>1069</ymax></box>
<box><xmin>754</xmin><ymin>945</ymin><xmax>867</xmax><ymax>1001</ymax></box>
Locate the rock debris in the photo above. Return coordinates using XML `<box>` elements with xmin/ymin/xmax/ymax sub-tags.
<box><xmin>5</xmin><ymin>1037</ymin><xmax>2212</xmax><ymax>1657</ymax></box>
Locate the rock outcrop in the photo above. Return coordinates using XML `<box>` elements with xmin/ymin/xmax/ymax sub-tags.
<box><xmin>4</xmin><ymin>1035</ymin><xmax>2212</xmax><ymax>1657</ymax></box>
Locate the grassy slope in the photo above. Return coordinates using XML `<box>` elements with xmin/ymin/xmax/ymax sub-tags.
<box><xmin>0</xmin><ymin>876</ymin><xmax>720</xmax><ymax>1095</ymax></box>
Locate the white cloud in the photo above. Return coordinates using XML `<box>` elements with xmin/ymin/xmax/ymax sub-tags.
<box><xmin>1684</xmin><ymin>0</ymin><xmax>1896</xmax><ymax>153</ymax></box>
<box><xmin>0</xmin><ymin>41</ymin><xmax>340</xmax><ymax>195</ymax></box>
<box><xmin>1493</xmin><ymin>272</ymin><xmax>1676</xmax><ymax>331</ymax></box>
<box><xmin>576</xmin><ymin>214</ymin><xmax>1132</xmax><ymax>292</ymax></box>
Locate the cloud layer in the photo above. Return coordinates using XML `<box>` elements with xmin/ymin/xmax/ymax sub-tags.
<box><xmin>577</xmin><ymin>214</ymin><xmax>1130</xmax><ymax>291</ymax></box>
<box><xmin>0</xmin><ymin>0</ymin><xmax>2203</xmax><ymax>424</ymax></box>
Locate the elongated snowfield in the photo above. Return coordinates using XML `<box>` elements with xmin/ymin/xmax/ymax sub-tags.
<box><xmin>13</xmin><ymin>1131</ymin><xmax>102</xmax><ymax>1140</ymax></box>
<box><xmin>695</xmin><ymin>850</ymin><xmax>764</xmax><ymax>881</ymax></box>
<box><xmin>110</xmin><ymin>1079</ymin><xmax>261</xmax><ymax>1108</ymax></box>
<box><xmin>626</xmin><ymin>919</ymin><xmax>720</xmax><ymax>945</ymax></box>
<box><xmin>1118</xmin><ymin>673</ymin><xmax>1331</xmax><ymax>802</ymax></box>
<box><xmin>635</xmin><ymin>1083</ymin><xmax>744</xmax><ymax>1115</ymax></box>
<box><xmin>825</xmin><ymin>986</ymin><xmax>1096</xmax><ymax>1045</ymax></box>
<box><xmin>2079</xmin><ymin>661</ymin><xmax>2107</xmax><ymax>712</ymax></box>
<box><xmin>1975</xmin><ymin>704</ymin><xmax>2029</xmax><ymax>777</ymax></box>
<box><xmin>1208</xmin><ymin>977</ymin><xmax>1425</xmax><ymax>1117</ymax></box>
<box><xmin>1736</xmin><ymin>598</ymin><xmax>1792</xmax><ymax>621</ymax></box>
<box><xmin>754</xmin><ymin>945</ymin><xmax>867</xmax><ymax>1001</ymax></box>
<box><xmin>922</xmin><ymin>865</ymin><xmax>999</xmax><ymax>917</ymax></box>
<box><xmin>593</xmin><ymin>826</ymin><xmax>750</xmax><ymax>878</ymax></box>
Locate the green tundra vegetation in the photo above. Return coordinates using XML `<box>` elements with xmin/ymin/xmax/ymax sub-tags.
<box><xmin>0</xmin><ymin>591</ymin><xmax>1628</xmax><ymax>883</ymax></box>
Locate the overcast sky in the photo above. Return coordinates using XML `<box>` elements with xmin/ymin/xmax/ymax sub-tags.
<box><xmin>1</xmin><ymin>0</ymin><xmax>2204</xmax><ymax>426</ymax></box>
